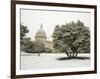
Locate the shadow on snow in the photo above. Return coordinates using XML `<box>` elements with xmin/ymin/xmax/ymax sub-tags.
<box><xmin>57</xmin><ymin>56</ymin><xmax>90</xmax><ymax>61</ymax></box>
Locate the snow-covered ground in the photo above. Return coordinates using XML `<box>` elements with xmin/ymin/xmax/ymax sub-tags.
<box><xmin>21</xmin><ymin>52</ymin><xmax>90</xmax><ymax>70</ymax></box>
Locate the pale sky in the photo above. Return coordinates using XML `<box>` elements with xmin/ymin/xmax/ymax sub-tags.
<box><xmin>20</xmin><ymin>9</ymin><xmax>91</xmax><ymax>41</ymax></box>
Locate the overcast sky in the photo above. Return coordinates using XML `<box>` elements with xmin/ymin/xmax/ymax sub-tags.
<box><xmin>21</xmin><ymin>9</ymin><xmax>91</xmax><ymax>41</ymax></box>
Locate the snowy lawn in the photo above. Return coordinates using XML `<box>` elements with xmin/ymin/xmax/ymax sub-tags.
<box><xmin>21</xmin><ymin>52</ymin><xmax>90</xmax><ymax>70</ymax></box>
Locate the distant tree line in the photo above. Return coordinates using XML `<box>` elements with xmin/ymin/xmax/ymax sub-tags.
<box><xmin>20</xmin><ymin>24</ymin><xmax>52</xmax><ymax>56</ymax></box>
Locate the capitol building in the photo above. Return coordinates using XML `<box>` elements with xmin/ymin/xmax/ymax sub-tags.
<box><xmin>34</xmin><ymin>24</ymin><xmax>53</xmax><ymax>50</ymax></box>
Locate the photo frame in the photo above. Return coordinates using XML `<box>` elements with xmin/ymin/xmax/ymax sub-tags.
<box><xmin>11</xmin><ymin>0</ymin><xmax>97</xmax><ymax>79</ymax></box>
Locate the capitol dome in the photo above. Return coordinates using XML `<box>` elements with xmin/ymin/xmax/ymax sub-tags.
<box><xmin>35</xmin><ymin>24</ymin><xmax>46</xmax><ymax>37</ymax></box>
<box><xmin>34</xmin><ymin>24</ymin><xmax>53</xmax><ymax>51</ymax></box>
<box><xmin>35</xmin><ymin>24</ymin><xmax>47</xmax><ymax>42</ymax></box>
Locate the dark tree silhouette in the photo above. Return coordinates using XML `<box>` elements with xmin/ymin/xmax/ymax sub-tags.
<box><xmin>20</xmin><ymin>24</ymin><xmax>29</xmax><ymax>51</ymax></box>
<box><xmin>52</xmin><ymin>20</ymin><xmax>90</xmax><ymax>58</ymax></box>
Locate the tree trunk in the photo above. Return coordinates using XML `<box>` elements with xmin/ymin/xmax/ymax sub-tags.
<box><xmin>38</xmin><ymin>52</ymin><xmax>40</xmax><ymax>56</ymax></box>
<box><xmin>65</xmin><ymin>52</ymin><xmax>78</xmax><ymax>58</ymax></box>
<box><xmin>74</xmin><ymin>52</ymin><xmax>78</xmax><ymax>57</ymax></box>
<box><xmin>65</xmin><ymin>52</ymin><xmax>70</xmax><ymax>57</ymax></box>
<box><xmin>72</xmin><ymin>52</ymin><xmax>76</xmax><ymax>57</ymax></box>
